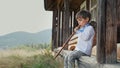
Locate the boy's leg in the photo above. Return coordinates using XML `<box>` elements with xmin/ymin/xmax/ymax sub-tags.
<box><xmin>64</xmin><ymin>55</ymin><xmax>68</xmax><ymax>68</ymax></box>
<box><xmin>77</xmin><ymin>59</ymin><xmax>82</xmax><ymax>68</ymax></box>
<box><xmin>76</xmin><ymin>51</ymin><xmax>87</xmax><ymax>68</ymax></box>
<box><xmin>67</xmin><ymin>50</ymin><xmax>83</xmax><ymax>68</ymax></box>
<box><xmin>67</xmin><ymin>51</ymin><xmax>75</xmax><ymax>68</ymax></box>
<box><xmin>77</xmin><ymin>59</ymin><xmax>87</xmax><ymax>68</ymax></box>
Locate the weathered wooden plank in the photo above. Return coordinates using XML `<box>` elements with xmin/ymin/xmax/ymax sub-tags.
<box><xmin>56</xmin><ymin>9</ymin><xmax>61</xmax><ymax>47</ymax></box>
<box><xmin>69</xmin><ymin>0</ymin><xmax>84</xmax><ymax>10</ymax></box>
<box><xmin>59</xmin><ymin>11</ymin><xmax>63</xmax><ymax>47</ymax></box>
<box><xmin>105</xmin><ymin>0</ymin><xmax>117</xmax><ymax>63</ymax></box>
<box><xmin>73</xmin><ymin>10</ymin><xmax>79</xmax><ymax>28</ymax></box>
<box><xmin>44</xmin><ymin>0</ymin><xmax>85</xmax><ymax>11</ymax></box>
<box><xmin>61</xmin><ymin>11</ymin><xmax>64</xmax><ymax>46</ymax></box>
<box><xmin>117</xmin><ymin>0</ymin><xmax>120</xmax><ymax>43</ymax></box>
<box><xmin>52</xmin><ymin>10</ymin><xmax>58</xmax><ymax>50</ymax></box>
<box><xmin>97</xmin><ymin>0</ymin><xmax>106</xmax><ymax>63</ymax></box>
<box><xmin>86</xmin><ymin>0</ymin><xmax>90</xmax><ymax>10</ymax></box>
<box><xmin>117</xmin><ymin>26</ymin><xmax>120</xmax><ymax>43</ymax></box>
<box><xmin>63</xmin><ymin>0</ymin><xmax>70</xmax><ymax>49</ymax></box>
<box><xmin>117</xmin><ymin>0</ymin><xmax>120</xmax><ymax>26</ymax></box>
<box><xmin>44</xmin><ymin>0</ymin><xmax>57</xmax><ymax>11</ymax></box>
<box><xmin>97</xmin><ymin>0</ymin><xmax>117</xmax><ymax>63</ymax></box>
<box><xmin>71</xmin><ymin>11</ymin><xmax>74</xmax><ymax>32</ymax></box>
<box><xmin>69</xmin><ymin>11</ymin><xmax>72</xmax><ymax>35</ymax></box>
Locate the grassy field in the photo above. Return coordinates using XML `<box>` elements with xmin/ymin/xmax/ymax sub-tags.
<box><xmin>0</xmin><ymin>45</ymin><xmax>63</xmax><ymax>68</ymax></box>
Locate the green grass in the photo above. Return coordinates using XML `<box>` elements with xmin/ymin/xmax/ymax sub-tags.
<box><xmin>0</xmin><ymin>51</ymin><xmax>63</xmax><ymax>68</ymax></box>
<box><xmin>0</xmin><ymin>44</ymin><xmax>63</xmax><ymax>68</ymax></box>
<box><xmin>22</xmin><ymin>50</ymin><xmax>63</xmax><ymax>68</ymax></box>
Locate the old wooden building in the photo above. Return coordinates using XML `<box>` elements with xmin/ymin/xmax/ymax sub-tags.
<box><xmin>44</xmin><ymin>0</ymin><xmax>120</xmax><ymax>64</ymax></box>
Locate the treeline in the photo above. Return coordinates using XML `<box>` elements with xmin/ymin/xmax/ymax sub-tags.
<box><xmin>12</xmin><ymin>43</ymin><xmax>51</xmax><ymax>50</ymax></box>
<box><xmin>25</xmin><ymin>43</ymin><xmax>50</xmax><ymax>49</ymax></box>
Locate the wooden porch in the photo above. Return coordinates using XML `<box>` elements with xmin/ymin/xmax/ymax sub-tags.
<box><xmin>44</xmin><ymin>0</ymin><xmax>120</xmax><ymax>65</ymax></box>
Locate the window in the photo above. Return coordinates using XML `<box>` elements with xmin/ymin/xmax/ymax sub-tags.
<box><xmin>80</xmin><ymin>1</ymin><xmax>86</xmax><ymax>10</ymax></box>
<box><xmin>90</xmin><ymin>0</ymin><xmax>97</xmax><ymax>21</ymax></box>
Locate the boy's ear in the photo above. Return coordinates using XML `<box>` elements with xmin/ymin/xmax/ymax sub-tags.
<box><xmin>86</xmin><ymin>17</ymin><xmax>89</xmax><ymax>22</ymax></box>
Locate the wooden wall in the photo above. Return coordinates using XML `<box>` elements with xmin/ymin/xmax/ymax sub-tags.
<box><xmin>97</xmin><ymin>0</ymin><xmax>117</xmax><ymax>63</ymax></box>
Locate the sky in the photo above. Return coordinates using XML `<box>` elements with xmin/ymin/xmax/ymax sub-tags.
<box><xmin>0</xmin><ymin>0</ymin><xmax>52</xmax><ymax>36</ymax></box>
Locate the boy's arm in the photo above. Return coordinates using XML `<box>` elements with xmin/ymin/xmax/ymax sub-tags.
<box><xmin>78</xmin><ymin>26</ymin><xmax>95</xmax><ymax>41</ymax></box>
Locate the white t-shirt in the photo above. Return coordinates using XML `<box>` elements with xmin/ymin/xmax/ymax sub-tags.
<box><xmin>75</xmin><ymin>24</ymin><xmax>95</xmax><ymax>56</ymax></box>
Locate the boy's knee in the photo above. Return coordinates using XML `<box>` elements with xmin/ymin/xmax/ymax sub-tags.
<box><xmin>68</xmin><ymin>55</ymin><xmax>75</xmax><ymax>62</ymax></box>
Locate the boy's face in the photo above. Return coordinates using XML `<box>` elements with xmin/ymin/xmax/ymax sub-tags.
<box><xmin>77</xmin><ymin>17</ymin><xmax>89</xmax><ymax>27</ymax></box>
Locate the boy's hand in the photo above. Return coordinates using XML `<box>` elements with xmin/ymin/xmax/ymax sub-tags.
<box><xmin>79</xmin><ymin>22</ymin><xmax>86</xmax><ymax>27</ymax></box>
<box><xmin>74</xmin><ymin>26</ymin><xmax>79</xmax><ymax>32</ymax></box>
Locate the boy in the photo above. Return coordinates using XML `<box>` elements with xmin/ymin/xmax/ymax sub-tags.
<box><xmin>64</xmin><ymin>10</ymin><xmax>95</xmax><ymax>68</ymax></box>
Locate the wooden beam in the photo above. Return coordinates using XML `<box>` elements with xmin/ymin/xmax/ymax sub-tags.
<box><xmin>70</xmin><ymin>0</ymin><xmax>84</xmax><ymax>11</ymax></box>
<box><xmin>56</xmin><ymin>9</ymin><xmax>61</xmax><ymax>47</ymax></box>
<box><xmin>118</xmin><ymin>26</ymin><xmax>120</xmax><ymax>43</ymax></box>
<box><xmin>52</xmin><ymin>10</ymin><xmax>58</xmax><ymax>50</ymax></box>
<box><xmin>117</xmin><ymin>0</ymin><xmax>120</xmax><ymax>43</ymax></box>
<box><xmin>69</xmin><ymin>11</ymin><xmax>72</xmax><ymax>34</ymax></box>
<box><xmin>63</xmin><ymin>0</ymin><xmax>70</xmax><ymax>49</ymax></box>
<box><xmin>86</xmin><ymin>0</ymin><xmax>90</xmax><ymax>10</ymax></box>
<box><xmin>105</xmin><ymin>0</ymin><xmax>117</xmax><ymax>63</ymax></box>
<box><xmin>57</xmin><ymin>0</ymin><xmax>63</xmax><ymax>10</ymax></box>
<box><xmin>117</xmin><ymin>0</ymin><xmax>120</xmax><ymax>26</ymax></box>
<box><xmin>73</xmin><ymin>10</ymin><xmax>79</xmax><ymax>28</ymax></box>
<box><xmin>97</xmin><ymin>0</ymin><xmax>117</xmax><ymax>63</ymax></box>
<box><xmin>97</xmin><ymin>0</ymin><xmax>106</xmax><ymax>63</ymax></box>
<box><xmin>62</xmin><ymin>11</ymin><xmax>64</xmax><ymax>46</ymax></box>
<box><xmin>59</xmin><ymin>11</ymin><xmax>63</xmax><ymax>46</ymax></box>
<box><xmin>44</xmin><ymin>0</ymin><xmax>57</xmax><ymax>11</ymax></box>
<box><xmin>71</xmin><ymin>11</ymin><xmax>74</xmax><ymax>32</ymax></box>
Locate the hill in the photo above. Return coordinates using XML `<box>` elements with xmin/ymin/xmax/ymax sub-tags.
<box><xmin>0</xmin><ymin>29</ymin><xmax>52</xmax><ymax>49</ymax></box>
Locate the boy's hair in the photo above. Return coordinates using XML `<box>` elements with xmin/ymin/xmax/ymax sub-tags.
<box><xmin>89</xmin><ymin>21</ymin><xmax>97</xmax><ymax>32</ymax></box>
<box><xmin>75</xmin><ymin>10</ymin><xmax>91</xmax><ymax>22</ymax></box>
